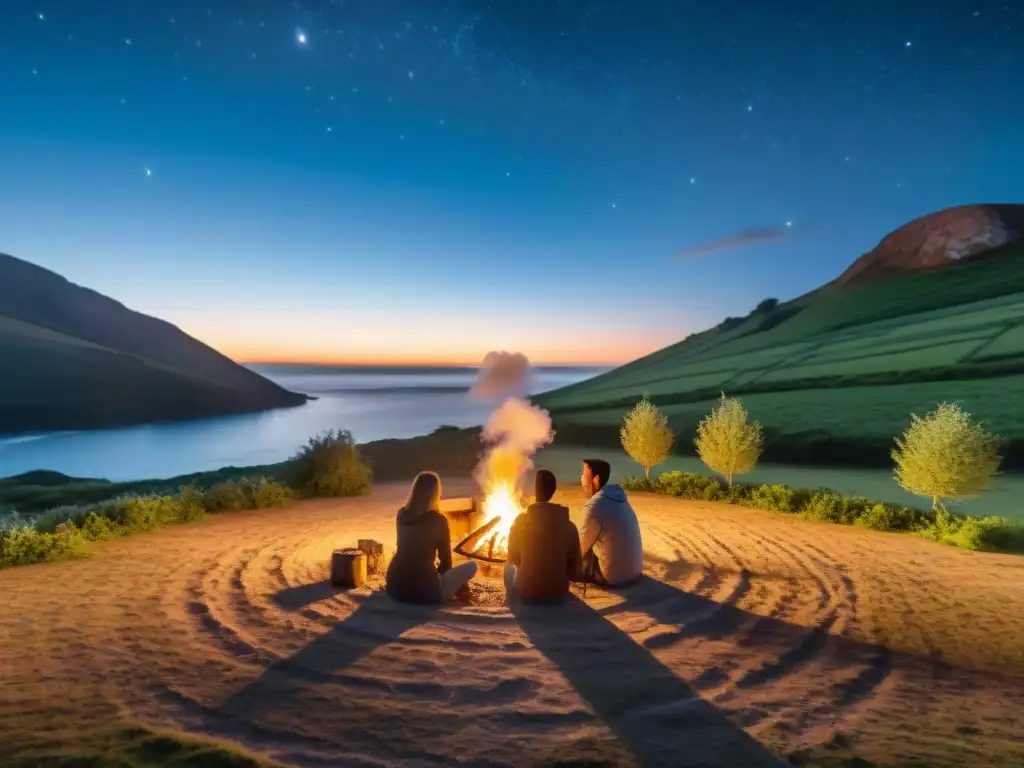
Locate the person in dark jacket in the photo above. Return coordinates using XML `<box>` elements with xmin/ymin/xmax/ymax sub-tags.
<box><xmin>386</xmin><ymin>471</ymin><xmax>478</xmax><ymax>603</ymax></box>
<box><xmin>503</xmin><ymin>469</ymin><xmax>582</xmax><ymax>602</ymax></box>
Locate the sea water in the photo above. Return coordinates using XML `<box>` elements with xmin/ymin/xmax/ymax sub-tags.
<box><xmin>0</xmin><ymin>365</ymin><xmax>605</xmax><ymax>482</ymax></box>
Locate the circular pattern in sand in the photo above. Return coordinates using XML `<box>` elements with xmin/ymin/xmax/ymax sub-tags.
<box><xmin>3</xmin><ymin>485</ymin><xmax>1024</xmax><ymax>767</ymax></box>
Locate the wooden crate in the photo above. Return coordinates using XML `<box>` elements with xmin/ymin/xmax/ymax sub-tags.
<box><xmin>331</xmin><ymin>548</ymin><xmax>367</xmax><ymax>588</ymax></box>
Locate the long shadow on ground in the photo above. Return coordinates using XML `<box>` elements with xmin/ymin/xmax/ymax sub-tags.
<box><xmin>270</xmin><ymin>580</ymin><xmax>339</xmax><ymax>612</ymax></box>
<box><xmin>609</xmin><ymin>558</ymin><xmax>894</xmax><ymax>706</ymax></box>
<box><xmin>221</xmin><ymin>565</ymin><xmax>899</xmax><ymax>767</ymax></box>
<box><xmin>512</xmin><ymin>593</ymin><xmax>786</xmax><ymax>768</ymax></box>
<box><xmin>220</xmin><ymin>588</ymin><xmax>439</xmax><ymax>718</ymax></box>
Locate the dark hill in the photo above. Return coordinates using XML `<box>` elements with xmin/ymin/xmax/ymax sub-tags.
<box><xmin>0</xmin><ymin>253</ymin><xmax>307</xmax><ymax>435</ymax></box>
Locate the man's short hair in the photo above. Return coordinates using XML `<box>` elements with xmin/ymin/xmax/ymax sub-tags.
<box><xmin>583</xmin><ymin>459</ymin><xmax>611</xmax><ymax>489</ymax></box>
<box><xmin>535</xmin><ymin>469</ymin><xmax>556</xmax><ymax>503</ymax></box>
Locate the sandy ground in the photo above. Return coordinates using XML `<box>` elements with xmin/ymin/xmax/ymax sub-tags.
<box><xmin>3</xmin><ymin>482</ymin><xmax>1024</xmax><ymax>768</ymax></box>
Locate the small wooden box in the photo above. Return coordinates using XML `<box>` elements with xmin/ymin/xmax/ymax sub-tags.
<box><xmin>331</xmin><ymin>548</ymin><xmax>367</xmax><ymax>588</ymax></box>
<box><xmin>357</xmin><ymin>539</ymin><xmax>384</xmax><ymax>574</ymax></box>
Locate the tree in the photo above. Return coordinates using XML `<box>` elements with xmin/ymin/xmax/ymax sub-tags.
<box><xmin>620</xmin><ymin>396</ymin><xmax>675</xmax><ymax>480</ymax></box>
<box><xmin>892</xmin><ymin>402</ymin><xmax>1002</xmax><ymax>510</ymax></box>
<box><xmin>694</xmin><ymin>393</ymin><xmax>764</xmax><ymax>487</ymax></box>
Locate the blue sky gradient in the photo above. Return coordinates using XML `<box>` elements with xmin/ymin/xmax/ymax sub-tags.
<box><xmin>2</xmin><ymin>1</ymin><xmax>1022</xmax><ymax>364</ymax></box>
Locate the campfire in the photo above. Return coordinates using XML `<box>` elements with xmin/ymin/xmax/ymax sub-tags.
<box><xmin>448</xmin><ymin>352</ymin><xmax>555</xmax><ymax>565</ymax></box>
<box><xmin>451</xmin><ymin>482</ymin><xmax>525</xmax><ymax>564</ymax></box>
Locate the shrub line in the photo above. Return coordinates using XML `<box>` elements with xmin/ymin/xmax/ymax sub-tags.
<box><xmin>623</xmin><ymin>471</ymin><xmax>1024</xmax><ymax>554</ymax></box>
<box><xmin>0</xmin><ymin>428</ymin><xmax>375</xmax><ymax>570</ymax></box>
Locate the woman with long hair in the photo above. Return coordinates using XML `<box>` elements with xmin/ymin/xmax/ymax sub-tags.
<box><xmin>385</xmin><ymin>471</ymin><xmax>478</xmax><ymax>603</ymax></box>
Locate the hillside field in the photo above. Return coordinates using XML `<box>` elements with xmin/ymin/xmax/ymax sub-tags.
<box><xmin>536</xmin><ymin>241</ymin><xmax>1024</xmax><ymax>468</ymax></box>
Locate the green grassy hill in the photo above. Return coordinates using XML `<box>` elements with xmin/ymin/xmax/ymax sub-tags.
<box><xmin>0</xmin><ymin>253</ymin><xmax>308</xmax><ymax>434</ymax></box>
<box><xmin>534</xmin><ymin>240</ymin><xmax>1024</xmax><ymax>469</ymax></box>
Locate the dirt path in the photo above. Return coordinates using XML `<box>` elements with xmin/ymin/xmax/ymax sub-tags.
<box><xmin>2</xmin><ymin>484</ymin><xmax>1024</xmax><ymax>767</ymax></box>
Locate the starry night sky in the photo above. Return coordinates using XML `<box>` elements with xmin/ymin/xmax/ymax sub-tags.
<box><xmin>2</xmin><ymin>1</ymin><xmax>1023</xmax><ymax>365</ymax></box>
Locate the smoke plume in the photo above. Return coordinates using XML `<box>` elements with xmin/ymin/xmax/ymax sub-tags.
<box><xmin>470</xmin><ymin>351</ymin><xmax>530</xmax><ymax>400</ymax></box>
<box><xmin>470</xmin><ymin>353</ymin><xmax>555</xmax><ymax>496</ymax></box>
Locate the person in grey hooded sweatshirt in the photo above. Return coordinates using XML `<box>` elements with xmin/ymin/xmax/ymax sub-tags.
<box><xmin>578</xmin><ymin>459</ymin><xmax>643</xmax><ymax>587</ymax></box>
<box><xmin>386</xmin><ymin>471</ymin><xmax>478</xmax><ymax>603</ymax></box>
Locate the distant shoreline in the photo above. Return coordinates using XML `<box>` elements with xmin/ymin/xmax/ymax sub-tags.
<box><xmin>0</xmin><ymin>395</ymin><xmax>311</xmax><ymax>442</ymax></box>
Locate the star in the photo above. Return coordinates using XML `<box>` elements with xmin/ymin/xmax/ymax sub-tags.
<box><xmin>296</xmin><ymin>30</ymin><xmax>308</xmax><ymax>45</ymax></box>
<box><xmin>144</xmin><ymin>167</ymin><xmax>152</xmax><ymax>177</ymax></box>
<box><xmin>125</xmin><ymin>38</ymin><xmax>132</xmax><ymax>46</ymax></box>
<box><xmin>689</xmin><ymin>177</ymin><xmax>696</xmax><ymax>184</ymax></box>
<box><xmin>904</xmin><ymin>40</ymin><xmax>912</xmax><ymax>48</ymax></box>
<box><xmin>611</xmin><ymin>203</ymin><xmax>617</xmax><ymax>209</ymax></box>
<box><xmin>746</xmin><ymin>104</ymin><xmax>753</xmax><ymax>112</ymax></box>
<box><xmin>408</xmin><ymin>70</ymin><xmax>415</xmax><ymax>79</ymax></box>
<box><xmin>785</xmin><ymin>220</ymin><xmax>793</xmax><ymax>228</ymax></box>
<box><xmin>38</xmin><ymin>12</ymin><xmax>45</xmax><ymax>20</ymax></box>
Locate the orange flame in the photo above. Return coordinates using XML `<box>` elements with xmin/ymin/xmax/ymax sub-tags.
<box><xmin>478</xmin><ymin>445</ymin><xmax>526</xmax><ymax>555</ymax></box>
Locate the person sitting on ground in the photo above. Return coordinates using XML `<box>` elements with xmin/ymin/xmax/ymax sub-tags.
<box><xmin>578</xmin><ymin>458</ymin><xmax>643</xmax><ymax>587</ymax></box>
<box><xmin>386</xmin><ymin>471</ymin><xmax>478</xmax><ymax>604</ymax></box>
<box><xmin>503</xmin><ymin>469</ymin><xmax>582</xmax><ymax>602</ymax></box>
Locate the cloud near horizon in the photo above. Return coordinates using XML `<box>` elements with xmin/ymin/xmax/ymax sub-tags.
<box><xmin>674</xmin><ymin>225</ymin><xmax>801</xmax><ymax>260</ymax></box>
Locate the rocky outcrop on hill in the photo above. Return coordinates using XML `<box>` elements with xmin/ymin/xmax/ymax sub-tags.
<box><xmin>836</xmin><ymin>204</ymin><xmax>1024</xmax><ymax>286</ymax></box>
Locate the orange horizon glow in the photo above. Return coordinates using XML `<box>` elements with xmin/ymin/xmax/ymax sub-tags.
<box><xmin>234</xmin><ymin>352</ymin><xmax>633</xmax><ymax>367</ymax></box>
<box><xmin>177</xmin><ymin>313</ymin><xmax>688</xmax><ymax>369</ymax></box>
<box><xmin>226</xmin><ymin>339</ymin><xmax>670</xmax><ymax>368</ymax></box>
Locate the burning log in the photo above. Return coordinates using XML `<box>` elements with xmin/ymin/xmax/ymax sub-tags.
<box><xmin>453</xmin><ymin>515</ymin><xmax>507</xmax><ymax>564</ymax></box>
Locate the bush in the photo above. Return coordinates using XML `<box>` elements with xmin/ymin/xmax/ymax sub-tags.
<box><xmin>694</xmin><ymin>393</ymin><xmax>764</xmax><ymax>487</ymax></box>
<box><xmin>200</xmin><ymin>477</ymin><xmax>292</xmax><ymax>511</ymax></box>
<box><xmin>0</xmin><ymin>476</ymin><xmax>298</xmax><ymax>570</ymax></box>
<box><xmin>627</xmin><ymin>469</ymin><xmax>1022</xmax><ymax>553</ymax></box>
<box><xmin>247</xmin><ymin>477</ymin><xmax>295</xmax><ymax>508</ymax></box>
<box><xmin>620</xmin><ymin>396</ymin><xmax>675</xmax><ymax>479</ymax></box>
<box><xmin>748</xmin><ymin>483</ymin><xmax>807</xmax><ymax>513</ymax></box>
<box><xmin>892</xmin><ymin>402</ymin><xmax>1003</xmax><ymax>510</ymax></box>
<box><xmin>202</xmin><ymin>481</ymin><xmax>249</xmax><ymax>511</ymax></box>
<box><xmin>288</xmin><ymin>429</ymin><xmax>372</xmax><ymax>498</ymax></box>
<box><xmin>0</xmin><ymin>514</ymin><xmax>84</xmax><ymax>568</ymax></box>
